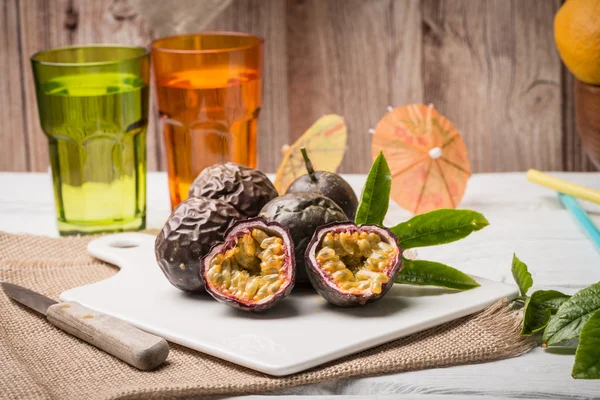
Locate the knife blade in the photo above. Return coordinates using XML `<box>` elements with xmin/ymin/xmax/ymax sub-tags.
<box><xmin>2</xmin><ymin>282</ymin><xmax>56</xmax><ymax>314</ymax></box>
<box><xmin>1</xmin><ymin>282</ymin><xmax>169</xmax><ymax>370</ymax></box>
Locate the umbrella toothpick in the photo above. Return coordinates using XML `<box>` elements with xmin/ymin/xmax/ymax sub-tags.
<box><xmin>428</xmin><ymin>147</ymin><xmax>443</xmax><ymax>159</ymax></box>
<box><xmin>372</xmin><ymin>104</ymin><xmax>469</xmax><ymax>213</ymax></box>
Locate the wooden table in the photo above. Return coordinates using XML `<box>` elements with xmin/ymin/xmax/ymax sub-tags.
<box><xmin>1</xmin><ymin>172</ymin><xmax>600</xmax><ymax>399</ymax></box>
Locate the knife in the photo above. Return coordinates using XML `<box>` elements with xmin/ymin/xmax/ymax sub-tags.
<box><xmin>1</xmin><ymin>282</ymin><xmax>169</xmax><ymax>370</ymax></box>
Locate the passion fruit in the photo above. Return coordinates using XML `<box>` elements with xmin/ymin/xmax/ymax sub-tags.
<box><xmin>286</xmin><ymin>148</ymin><xmax>358</xmax><ymax>219</ymax></box>
<box><xmin>305</xmin><ymin>222</ymin><xmax>403</xmax><ymax>307</ymax></box>
<box><xmin>155</xmin><ymin>197</ymin><xmax>241</xmax><ymax>292</ymax></box>
<box><xmin>200</xmin><ymin>218</ymin><xmax>295</xmax><ymax>311</ymax></box>
<box><xmin>259</xmin><ymin>192</ymin><xmax>348</xmax><ymax>284</ymax></box>
<box><xmin>188</xmin><ymin>162</ymin><xmax>278</xmax><ymax>217</ymax></box>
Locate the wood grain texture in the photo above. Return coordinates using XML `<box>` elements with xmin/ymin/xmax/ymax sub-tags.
<box><xmin>47</xmin><ymin>301</ymin><xmax>169</xmax><ymax>370</ymax></box>
<box><xmin>204</xmin><ymin>0</ymin><xmax>289</xmax><ymax>173</ymax></box>
<box><xmin>0</xmin><ymin>0</ymin><xmax>28</xmax><ymax>171</ymax></box>
<box><xmin>280</xmin><ymin>347</ymin><xmax>600</xmax><ymax>398</ymax></box>
<box><xmin>421</xmin><ymin>0</ymin><xmax>489</xmax><ymax>171</ymax></box>
<box><xmin>421</xmin><ymin>0</ymin><xmax>562</xmax><ymax>172</ymax></box>
<box><xmin>1</xmin><ymin>0</ymin><xmax>595</xmax><ymax>173</ymax></box>
<box><xmin>511</xmin><ymin>0</ymin><xmax>563</xmax><ymax>171</ymax></box>
<box><xmin>390</xmin><ymin>0</ymin><xmax>423</xmax><ymax>106</ymax></box>
<box><xmin>18</xmin><ymin>0</ymin><xmax>67</xmax><ymax>173</ymax></box>
<box><xmin>133</xmin><ymin>0</ymin><xmax>231</xmax><ymax>38</ymax></box>
<box><xmin>287</xmin><ymin>0</ymin><xmax>391</xmax><ymax>173</ymax></box>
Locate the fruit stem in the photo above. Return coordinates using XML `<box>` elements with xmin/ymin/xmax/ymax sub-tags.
<box><xmin>300</xmin><ymin>147</ymin><xmax>318</xmax><ymax>183</ymax></box>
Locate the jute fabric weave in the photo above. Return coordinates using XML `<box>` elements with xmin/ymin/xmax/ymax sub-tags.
<box><xmin>0</xmin><ymin>232</ymin><xmax>536</xmax><ymax>400</ymax></box>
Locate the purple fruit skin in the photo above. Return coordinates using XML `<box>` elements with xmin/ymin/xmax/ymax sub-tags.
<box><xmin>200</xmin><ymin>217</ymin><xmax>296</xmax><ymax>312</ymax></box>
<box><xmin>188</xmin><ymin>163</ymin><xmax>278</xmax><ymax>217</ymax></box>
<box><xmin>286</xmin><ymin>171</ymin><xmax>359</xmax><ymax>220</ymax></box>
<box><xmin>304</xmin><ymin>221</ymin><xmax>403</xmax><ymax>307</ymax></box>
<box><xmin>155</xmin><ymin>197</ymin><xmax>241</xmax><ymax>292</ymax></box>
<box><xmin>259</xmin><ymin>193</ymin><xmax>348</xmax><ymax>285</ymax></box>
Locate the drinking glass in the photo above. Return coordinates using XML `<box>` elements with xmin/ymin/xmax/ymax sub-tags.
<box><xmin>31</xmin><ymin>45</ymin><xmax>150</xmax><ymax>235</ymax></box>
<box><xmin>151</xmin><ymin>32</ymin><xmax>263</xmax><ymax>209</ymax></box>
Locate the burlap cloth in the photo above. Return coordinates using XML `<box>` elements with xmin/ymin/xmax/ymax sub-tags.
<box><xmin>0</xmin><ymin>232</ymin><xmax>536</xmax><ymax>400</ymax></box>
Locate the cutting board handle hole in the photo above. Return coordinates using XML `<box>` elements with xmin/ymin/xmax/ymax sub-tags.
<box><xmin>109</xmin><ymin>239</ymin><xmax>140</xmax><ymax>249</ymax></box>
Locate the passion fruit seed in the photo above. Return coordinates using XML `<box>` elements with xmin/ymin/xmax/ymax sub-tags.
<box><xmin>316</xmin><ymin>231</ymin><xmax>398</xmax><ymax>295</ymax></box>
<box><xmin>305</xmin><ymin>222</ymin><xmax>402</xmax><ymax>307</ymax></box>
<box><xmin>206</xmin><ymin>229</ymin><xmax>287</xmax><ymax>303</ymax></box>
<box><xmin>259</xmin><ymin>192</ymin><xmax>348</xmax><ymax>285</ymax></box>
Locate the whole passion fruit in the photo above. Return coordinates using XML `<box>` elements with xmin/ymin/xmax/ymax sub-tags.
<box><xmin>188</xmin><ymin>162</ymin><xmax>278</xmax><ymax>217</ymax></box>
<box><xmin>286</xmin><ymin>148</ymin><xmax>358</xmax><ymax>219</ymax></box>
<box><xmin>305</xmin><ymin>222</ymin><xmax>403</xmax><ymax>307</ymax></box>
<box><xmin>200</xmin><ymin>218</ymin><xmax>295</xmax><ymax>311</ymax></box>
<box><xmin>155</xmin><ymin>197</ymin><xmax>241</xmax><ymax>292</ymax></box>
<box><xmin>259</xmin><ymin>192</ymin><xmax>348</xmax><ymax>284</ymax></box>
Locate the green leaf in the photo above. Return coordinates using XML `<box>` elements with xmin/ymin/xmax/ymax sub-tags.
<box><xmin>390</xmin><ymin>209</ymin><xmax>489</xmax><ymax>249</ymax></box>
<box><xmin>543</xmin><ymin>281</ymin><xmax>600</xmax><ymax>346</ymax></box>
<box><xmin>511</xmin><ymin>254</ymin><xmax>533</xmax><ymax>297</ymax></box>
<box><xmin>521</xmin><ymin>297</ymin><xmax>552</xmax><ymax>336</ymax></box>
<box><xmin>395</xmin><ymin>258</ymin><xmax>480</xmax><ymax>291</ymax></box>
<box><xmin>529</xmin><ymin>290</ymin><xmax>571</xmax><ymax>313</ymax></box>
<box><xmin>572</xmin><ymin>309</ymin><xmax>600</xmax><ymax>379</ymax></box>
<box><xmin>355</xmin><ymin>152</ymin><xmax>391</xmax><ymax>225</ymax></box>
<box><xmin>520</xmin><ymin>290</ymin><xmax>570</xmax><ymax>336</ymax></box>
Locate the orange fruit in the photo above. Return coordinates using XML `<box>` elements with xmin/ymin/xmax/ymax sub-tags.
<box><xmin>554</xmin><ymin>0</ymin><xmax>600</xmax><ymax>85</ymax></box>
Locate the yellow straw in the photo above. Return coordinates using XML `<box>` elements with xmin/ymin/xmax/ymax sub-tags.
<box><xmin>527</xmin><ymin>169</ymin><xmax>600</xmax><ymax>205</ymax></box>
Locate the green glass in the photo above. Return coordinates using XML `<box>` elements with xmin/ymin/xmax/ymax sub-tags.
<box><xmin>31</xmin><ymin>45</ymin><xmax>150</xmax><ymax>236</ymax></box>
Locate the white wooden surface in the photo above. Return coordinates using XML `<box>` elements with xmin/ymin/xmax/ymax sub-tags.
<box><xmin>1</xmin><ymin>172</ymin><xmax>600</xmax><ymax>398</ymax></box>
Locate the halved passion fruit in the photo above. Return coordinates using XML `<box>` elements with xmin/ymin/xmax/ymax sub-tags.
<box><xmin>259</xmin><ymin>192</ymin><xmax>348</xmax><ymax>285</ymax></box>
<box><xmin>200</xmin><ymin>218</ymin><xmax>295</xmax><ymax>311</ymax></box>
<box><xmin>305</xmin><ymin>222</ymin><xmax>403</xmax><ymax>307</ymax></box>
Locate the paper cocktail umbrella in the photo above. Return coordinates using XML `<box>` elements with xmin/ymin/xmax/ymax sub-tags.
<box><xmin>372</xmin><ymin>104</ymin><xmax>471</xmax><ymax>213</ymax></box>
<box><xmin>274</xmin><ymin>115</ymin><xmax>347</xmax><ymax>194</ymax></box>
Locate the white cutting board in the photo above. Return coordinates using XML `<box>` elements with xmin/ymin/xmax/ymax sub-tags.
<box><xmin>60</xmin><ymin>233</ymin><xmax>518</xmax><ymax>376</ymax></box>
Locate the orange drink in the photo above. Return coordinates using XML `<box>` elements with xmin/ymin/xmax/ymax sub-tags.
<box><xmin>152</xmin><ymin>33</ymin><xmax>263</xmax><ymax>208</ymax></box>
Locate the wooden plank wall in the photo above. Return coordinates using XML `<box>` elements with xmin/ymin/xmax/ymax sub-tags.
<box><xmin>0</xmin><ymin>0</ymin><xmax>595</xmax><ymax>173</ymax></box>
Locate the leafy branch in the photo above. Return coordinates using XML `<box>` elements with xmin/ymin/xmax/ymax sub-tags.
<box><xmin>356</xmin><ymin>153</ymin><xmax>600</xmax><ymax>379</ymax></box>
<box><xmin>356</xmin><ymin>152</ymin><xmax>485</xmax><ymax>291</ymax></box>
<box><xmin>510</xmin><ymin>255</ymin><xmax>600</xmax><ymax>379</ymax></box>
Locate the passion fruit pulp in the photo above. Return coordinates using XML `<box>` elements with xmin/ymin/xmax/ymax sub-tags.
<box><xmin>259</xmin><ymin>192</ymin><xmax>348</xmax><ymax>284</ymax></box>
<box><xmin>305</xmin><ymin>222</ymin><xmax>403</xmax><ymax>307</ymax></box>
<box><xmin>201</xmin><ymin>218</ymin><xmax>295</xmax><ymax>311</ymax></box>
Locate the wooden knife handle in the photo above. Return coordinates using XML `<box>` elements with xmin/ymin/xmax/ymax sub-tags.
<box><xmin>47</xmin><ymin>301</ymin><xmax>169</xmax><ymax>370</ymax></box>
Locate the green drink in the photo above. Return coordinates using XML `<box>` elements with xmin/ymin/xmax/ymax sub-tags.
<box><xmin>31</xmin><ymin>46</ymin><xmax>149</xmax><ymax>235</ymax></box>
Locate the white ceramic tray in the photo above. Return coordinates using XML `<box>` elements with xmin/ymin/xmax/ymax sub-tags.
<box><xmin>60</xmin><ymin>233</ymin><xmax>518</xmax><ymax>376</ymax></box>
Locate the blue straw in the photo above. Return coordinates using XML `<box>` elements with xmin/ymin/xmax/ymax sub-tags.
<box><xmin>558</xmin><ymin>193</ymin><xmax>600</xmax><ymax>254</ymax></box>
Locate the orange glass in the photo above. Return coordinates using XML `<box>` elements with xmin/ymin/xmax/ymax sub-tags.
<box><xmin>151</xmin><ymin>32</ymin><xmax>263</xmax><ymax>209</ymax></box>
